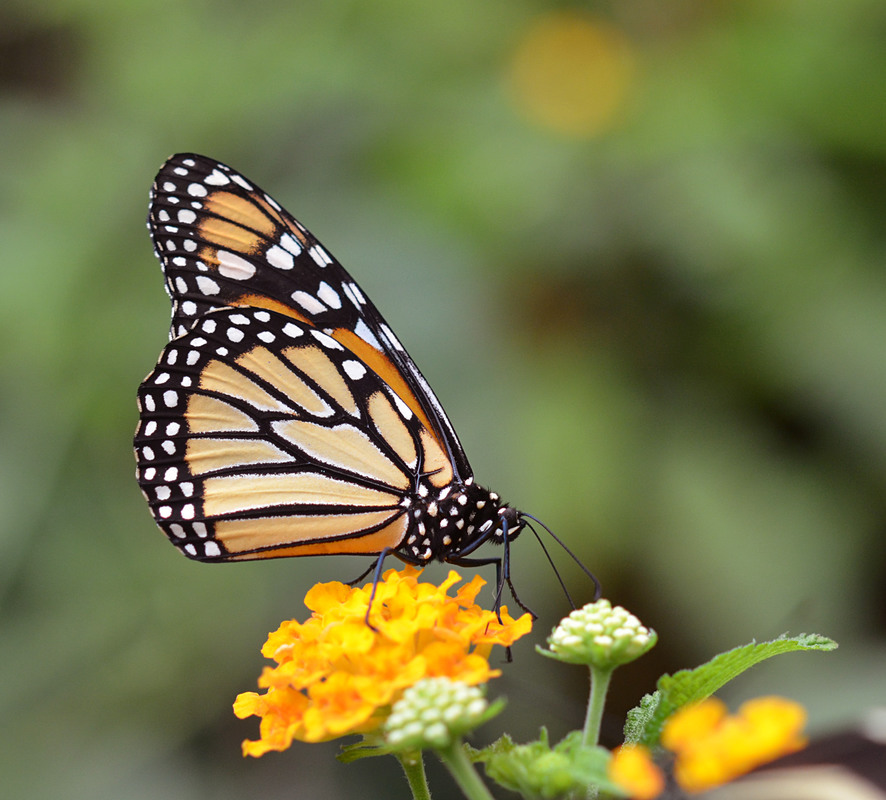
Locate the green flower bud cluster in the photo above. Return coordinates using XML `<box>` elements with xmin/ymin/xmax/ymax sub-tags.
<box><xmin>545</xmin><ymin>599</ymin><xmax>657</xmax><ymax>669</ymax></box>
<box><xmin>385</xmin><ymin>678</ymin><xmax>490</xmax><ymax>750</ymax></box>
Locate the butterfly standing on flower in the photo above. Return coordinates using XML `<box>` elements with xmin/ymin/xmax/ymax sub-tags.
<box><xmin>133</xmin><ymin>153</ymin><xmax>537</xmax><ymax>603</ymax></box>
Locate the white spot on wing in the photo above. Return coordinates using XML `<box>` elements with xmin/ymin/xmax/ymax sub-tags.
<box><xmin>196</xmin><ymin>276</ymin><xmax>220</xmax><ymax>295</ymax></box>
<box><xmin>205</xmin><ymin>169</ymin><xmax>230</xmax><ymax>186</ymax></box>
<box><xmin>280</xmin><ymin>232</ymin><xmax>302</xmax><ymax>255</ymax></box>
<box><xmin>354</xmin><ymin>319</ymin><xmax>382</xmax><ymax>349</ymax></box>
<box><xmin>310</xmin><ymin>329</ymin><xmax>343</xmax><ymax>349</ymax></box>
<box><xmin>380</xmin><ymin>323</ymin><xmax>405</xmax><ymax>352</ymax></box>
<box><xmin>291</xmin><ymin>291</ymin><xmax>326</xmax><ymax>314</ymax></box>
<box><xmin>316</xmin><ymin>281</ymin><xmax>342</xmax><ymax>309</ymax></box>
<box><xmin>342</xmin><ymin>360</ymin><xmax>367</xmax><ymax>380</ymax></box>
<box><xmin>388</xmin><ymin>389</ymin><xmax>413</xmax><ymax>420</ymax></box>
<box><xmin>216</xmin><ymin>250</ymin><xmax>257</xmax><ymax>280</ymax></box>
<box><xmin>342</xmin><ymin>281</ymin><xmax>366</xmax><ymax>307</ymax></box>
<box><xmin>308</xmin><ymin>245</ymin><xmax>332</xmax><ymax>266</ymax></box>
<box><xmin>266</xmin><ymin>244</ymin><xmax>294</xmax><ymax>270</ymax></box>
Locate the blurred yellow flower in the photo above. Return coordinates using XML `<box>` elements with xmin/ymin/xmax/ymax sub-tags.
<box><xmin>233</xmin><ymin>566</ymin><xmax>531</xmax><ymax>756</ymax></box>
<box><xmin>507</xmin><ymin>11</ymin><xmax>636</xmax><ymax>138</ymax></box>
<box><xmin>662</xmin><ymin>696</ymin><xmax>808</xmax><ymax>792</ymax></box>
<box><xmin>608</xmin><ymin>745</ymin><xmax>665</xmax><ymax>800</ymax></box>
<box><xmin>609</xmin><ymin>697</ymin><xmax>807</xmax><ymax>797</ymax></box>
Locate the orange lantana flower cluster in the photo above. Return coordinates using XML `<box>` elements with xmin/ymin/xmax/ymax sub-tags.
<box><xmin>234</xmin><ymin>566</ymin><xmax>531</xmax><ymax>756</ymax></box>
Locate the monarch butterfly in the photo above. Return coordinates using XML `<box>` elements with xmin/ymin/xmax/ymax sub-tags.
<box><xmin>134</xmin><ymin>153</ymin><xmax>590</xmax><ymax>607</ymax></box>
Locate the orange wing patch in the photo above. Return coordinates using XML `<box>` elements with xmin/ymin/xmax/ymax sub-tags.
<box><xmin>202</xmin><ymin>471</ymin><xmax>400</xmax><ymax>517</ymax></box>
<box><xmin>235</xmin><ymin>346</ymin><xmax>333</xmax><ymax>417</ymax></box>
<box><xmin>186</xmin><ymin>394</ymin><xmax>259</xmax><ymax>433</ymax></box>
<box><xmin>331</xmin><ymin>327</ymin><xmax>435</xmax><ymax>434</ymax></box>
<box><xmin>198</xmin><ymin>359</ymin><xmax>291</xmax><ymax>412</ymax></box>
<box><xmin>200</xmin><ymin>191</ymin><xmax>278</xmax><ymax>239</ymax></box>
<box><xmin>368</xmin><ymin>390</ymin><xmax>417</xmax><ymax>470</ymax></box>
<box><xmin>273</xmin><ymin>419</ymin><xmax>410</xmax><ymax>490</ymax></box>
<box><xmin>281</xmin><ymin>345</ymin><xmax>358</xmax><ymax>417</ymax></box>
<box><xmin>185</xmin><ymin>437</ymin><xmax>291</xmax><ymax>475</ymax></box>
<box><xmin>218</xmin><ymin>511</ymin><xmax>408</xmax><ymax>559</ymax></box>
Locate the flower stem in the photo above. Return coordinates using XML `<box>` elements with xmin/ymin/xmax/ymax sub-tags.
<box><xmin>396</xmin><ymin>750</ymin><xmax>431</xmax><ymax>800</ymax></box>
<box><xmin>583</xmin><ymin>665</ymin><xmax>613</xmax><ymax>748</ymax></box>
<box><xmin>437</xmin><ymin>740</ymin><xmax>496</xmax><ymax>800</ymax></box>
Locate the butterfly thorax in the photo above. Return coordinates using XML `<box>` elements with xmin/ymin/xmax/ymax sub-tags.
<box><xmin>400</xmin><ymin>477</ymin><xmax>523</xmax><ymax>563</ymax></box>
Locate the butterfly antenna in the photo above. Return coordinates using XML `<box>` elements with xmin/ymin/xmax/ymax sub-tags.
<box><xmin>523</xmin><ymin>518</ymin><xmax>576</xmax><ymax>609</ymax></box>
<box><xmin>522</xmin><ymin>513</ymin><xmax>602</xmax><ymax>601</ymax></box>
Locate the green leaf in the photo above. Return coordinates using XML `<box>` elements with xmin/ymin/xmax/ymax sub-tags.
<box><xmin>624</xmin><ymin>633</ymin><xmax>837</xmax><ymax>747</ymax></box>
<box><xmin>623</xmin><ymin>692</ymin><xmax>661</xmax><ymax>746</ymax></box>
<box><xmin>473</xmin><ymin>729</ymin><xmax>626</xmax><ymax>799</ymax></box>
<box><xmin>336</xmin><ymin>735</ymin><xmax>394</xmax><ymax>763</ymax></box>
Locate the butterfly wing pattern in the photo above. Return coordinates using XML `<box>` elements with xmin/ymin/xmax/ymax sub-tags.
<box><xmin>134</xmin><ymin>153</ymin><xmax>523</xmax><ymax>567</ymax></box>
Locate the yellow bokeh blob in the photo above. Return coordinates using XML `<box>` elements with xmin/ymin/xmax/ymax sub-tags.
<box><xmin>508</xmin><ymin>12</ymin><xmax>636</xmax><ymax>138</ymax></box>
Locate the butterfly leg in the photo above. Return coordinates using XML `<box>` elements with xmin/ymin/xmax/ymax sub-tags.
<box><xmin>447</xmin><ymin>554</ymin><xmax>535</xmax><ymax>620</ymax></box>
<box><xmin>345</xmin><ymin>561</ymin><xmax>379</xmax><ymax>587</ymax></box>
<box><xmin>359</xmin><ymin>547</ymin><xmax>399</xmax><ymax>631</ymax></box>
<box><xmin>361</xmin><ymin>547</ymin><xmax>427</xmax><ymax>630</ymax></box>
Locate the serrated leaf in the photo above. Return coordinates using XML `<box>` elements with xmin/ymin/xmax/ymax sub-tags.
<box><xmin>626</xmin><ymin>633</ymin><xmax>836</xmax><ymax>747</ymax></box>
<box><xmin>474</xmin><ymin>730</ymin><xmax>625</xmax><ymax>799</ymax></box>
<box><xmin>623</xmin><ymin>692</ymin><xmax>661</xmax><ymax>745</ymax></box>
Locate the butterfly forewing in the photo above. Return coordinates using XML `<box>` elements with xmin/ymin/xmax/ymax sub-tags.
<box><xmin>133</xmin><ymin>306</ymin><xmax>464</xmax><ymax>561</ymax></box>
<box><xmin>148</xmin><ymin>153</ymin><xmax>470</xmax><ymax>479</ymax></box>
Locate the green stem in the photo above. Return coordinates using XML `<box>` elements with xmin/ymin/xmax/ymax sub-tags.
<box><xmin>582</xmin><ymin>665</ymin><xmax>613</xmax><ymax>748</ymax></box>
<box><xmin>396</xmin><ymin>750</ymin><xmax>431</xmax><ymax>800</ymax></box>
<box><xmin>437</xmin><ymin>740</ymin><xmax>496</xmax><ymax>800</ymax></box>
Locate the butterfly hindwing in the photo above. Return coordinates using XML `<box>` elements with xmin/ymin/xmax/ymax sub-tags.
<box><xmin>134</xmin><ymin>306</ymin><xmax>461</xmax><ymax>561</ymax></box>
<box><xmin>148</xmin><ymin>153</ymin><xmax>470</xmax><ymax>479</ymax></box>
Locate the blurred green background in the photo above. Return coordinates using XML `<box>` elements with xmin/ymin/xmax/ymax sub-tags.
<box><xmin>2</xmin><ymin>1</ymin><xmax>884</xmax><ymax>797</ymax></box>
